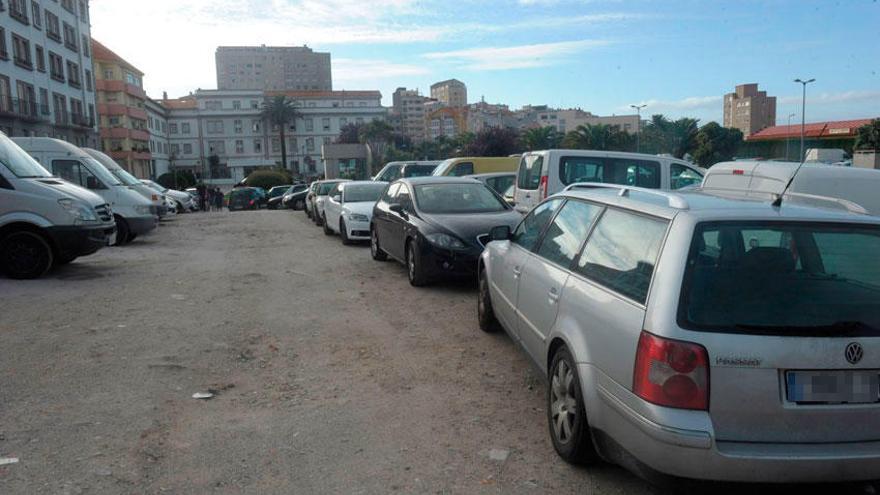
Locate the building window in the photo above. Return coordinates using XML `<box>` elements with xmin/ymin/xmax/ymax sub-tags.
<box><xmin>250</xmin><ymin>100</ymin><xmax>259</xmax><ymax>109</ymax></box>
<box><xmin>306</xmin><ymin>137</ymin><xmax>314</xmax><ymax>151</ymax></box>
<box><xmin>0</xmin><ymin>29</ymin><xmax>7</xmax><ymax>61</ymax></box>
<box><xmin>322</xmin><ymin>118</ymin><xmax>330</xmax><ymax>131</ymax></box>
<box><xmin>78</xmin><ymin>1</ymin><xmax>87</xmax><ymax>22</ymax></box>
<box><xmin>252</xmin><ymin>120</ymin><xmax>261</xmax><ymax>132</ymax></box>
<box><xmin>9</xmin><ymin>0</ymin><xmax>29</xmax><ymax>24</ymax></box>
<box><xmin>235</xmin><ymin>140</ymin><xmax>244</xmax><ymax>154</ymax></box>
<box><xmin>181</xmin><ymin>122</ymin><xmax>190</xmax><ymax>134</ymax></box>
<box><xmin>84</xmin><ymin>69</ymin><xmax>91</xmax><ymax>91</ymax></box>
<box><xmin>39</xmin><ymin>87</ymin><xmax>48</xmax><ymax>114</ymax></box>
<box><xmin>170</xmin><ymin>144</ymin><xmax>179</xmax><ymax>155</ymax></box>
<box><xmin>208</xmin><ymin>140</ymin><xmax>225</xmax><ymax>155</ymax></box>
<box><xmin>205</xmin><ymin>100</ymin><xmax>222</xmax><ymax>110</ymax></box>
<box><xmin>12</xmin><ymin>34</ymin><xmax>32</xmax><ymax>70</ymax></box>
<box><xmin>31</xmin><ymin>1</ymin><xmax>42</xmax><ymax>28</ymax></box>
<box><xmin>206</xmin><ymin>120</ymin><xmax>224</xmax><ymax>134</ymax></box>
<box><xmin>48</xmin><ymin>51</ymin><xmax>64</xmax><ymax>82</ymax></box>
<box><xmin>124</xmin><ymin>72</ymin><xmax>140</xmax><ymax>87</ymax></box>
<box><xmin>169</xmin><ymin>123</ymin><xmax>178</xmax><ymax>134</ymax></box>
<box><xmin>183</xmin><ymin>143</ymin><xmax>192</xmax><ymax>154</ymax></box>
<box><xmin>233</xmin><ymin>120</ymin><xmax>242</xmax><ymax>133</ymax></box>
<box><xmin>232</xmin><ymin>100</ymin><xmax>241</xmax><ymax>110</ymax></box>
<box><xmin>108</xmin><ymin>116</ymin><xmax>120</xmax><ymax>126</ymax></box>
<box><xmin>61</xmin><ymin>0</ymin><xmax>75</xmax><ymax>14</ymax></box>
<box><xmin>253</xmin><ymin>139</ymin><xmax>262</xmax><ymax>153</ymax></box>
<box><xmin>339</xmin><ymin>117</ymin><xmax>347</xmax><ymax>127</ymax></box>
<box><xmin>66</xmin><ymin>60</ymin><xmax>81</xmax><ymax>88</ymax></box>
<box><xmin>34</xmin><ymin>44</ymin><xmax>45</xmax><ymax>72</ymax></box>
<box><xmin>62</xmin><ymin>22</ymin><xmax>78</xmax><ymax>52</ymax></box>
<box><xmin>305</xmin><ymin>118</ymin><xmax>313</xmax><ymax>132</ymax></box>
<box><xmin>323</xmin><ymin>136</ymin><xmax>331</xmax><ymax>146</ymax></box>
<box><xmin>271</xmin><ymin>138</ymin><xmax>280</xmax><ymax>153</ymax></box>
<box><xmin>355</xmin><ymin>117</ymin><xmax>364</xmax><ymax>125</ymax></box>
<box><xmin>81</xmin><ymin>35</ymin><xmax>89</xmax><ymax>57</ymax></box>
<box><xmin>45</xmin><ymin>11</ymin><xmax>61</xmax><ymax>42</ymax></box>
<box><xmin>161</xmin><ymin>122</ymin><xmax>166</xmax><ymax>133</ymax></box>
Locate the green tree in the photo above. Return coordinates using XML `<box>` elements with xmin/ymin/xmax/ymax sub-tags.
<box><xmin>523</xmin><ymin>126</ymin><xmax>563</xmax><ymax>150</ymax></box>
<box><xmin>244</xmin><ymin>170</ymin><xmax>292</xmax><ymax>190</ymax></box>
<box><xmin>336</xmin><ymin>122</ymin><xmax>363</xmax><ymax>144</ymax></box>
<box><xmin>260</xmin><ymin>95</ymin><xmax>300</xmax><ymax>171</ymax></box>
<box><xmin>691</xmin><ymin>122</ymin><xmax>744</xmax><ymax>168</ymax></box>
<box><xmin>358</xmin><ymin>120</ymin><xmax>394</xmax><ymax>173</ymax></box>
<box><xmin>463</xmin><ymin>127</ymin><xmax>522</xmax><ymax>157</ymax></box>
<box><xmin>639</xmin><ymin>115</ymin><xmax>700</xmax><ymax>158</ymax></box>
<box><xmin>855</xmin><ymin>119</ymin><xmax>880</xmax><ymax>150</ymax></box>
<box><xmin>562</xmin><ymin>124</ymin><xmax>633</xmax><ymax>151</ymax></box>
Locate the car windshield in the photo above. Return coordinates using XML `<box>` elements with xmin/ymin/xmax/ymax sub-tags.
<box><xmin>83</xmin><ymin>158</ymin><xmax>124</xmax><ymax>186</ymax></box>
<box><xmin>680</xmin><ymin>221</ymin><xmax>880</xmax><ymax>335</ymax></box>
<box><xmin>144</xmin><ymin>181</ymin><xmax>168</xmax><ymax>193</ymax></box>
<box><xmin>344</xmin><ymin>183</ymin><xmax>386</xmax><ymax>202</ymax></box>
<box><xmin>414</xmin><ymin>183</ymin><xmax>508</xmax><ymax>214</ymax></box>
<box><xmin>0</xmin><ymin>135</ymin><xmax>53</xmax><ymax>178</ymax></box>
<box><xmin>317</xmin><ymin>182</ymin><xmax>339</xmax><ymax>195</ymax></box>
<box><xmin>375</xmin><ymin>165</ymin><xmax>402</xmax><ymax>182</ymax></box>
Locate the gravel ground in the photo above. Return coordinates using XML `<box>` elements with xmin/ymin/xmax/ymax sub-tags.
<box><xmin>0</xmin><ymin>210</ymin><xmax>876</xmax><ymax>494</ymax></box>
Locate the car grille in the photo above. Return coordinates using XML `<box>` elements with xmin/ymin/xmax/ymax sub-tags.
<box><xmin>95</xmin><ymin>204</ymin><xmax>112</xmax><ymax>222</ymax></box>
<box><xmin>477</xmin><ymin>234</ymin><xmax>491</xmax><ymax>248</ymax></box>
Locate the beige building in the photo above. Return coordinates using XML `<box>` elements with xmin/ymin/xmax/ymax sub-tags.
<box><xmin>514</xmin><ymin>106</ymin><xmax>639</xmax><ymax>134</ymax></box>
<box><xmin>430</xmin><ymin>79</ymin><xmax>467</xmax><ymax>107</ymax></box>
<box><xmin>391</xmin><ymin>87</ymin><xmax>433</xmax><ymax>142</ymax></box>
<box><xmin>215</xmin><ymin>45</ymin><xmax>332</xmax><ymax>91</ymax></box>
<box><xmin>723</xmin><ymin>83</ymin><xmax>776</xmax><ymax>136</ymax></box>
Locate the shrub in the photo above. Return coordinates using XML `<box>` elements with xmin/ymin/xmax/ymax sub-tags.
<box><xmin>244</xmin><ymin>170</ymin><xmax>291</xmax><ymax>189</ymax></box>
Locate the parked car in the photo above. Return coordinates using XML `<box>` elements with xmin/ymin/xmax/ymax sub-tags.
<box><xmin>84</xmin><ymin>148</ymin><xmax>167</xmax><ymax>219</ymax></box>
<box><xmin>478</xmin><ymin>182</ymin><xmax>880</xmax><ymax>484</ymax></box>
<box><xmin>282</xmin><ymin>184</ymin><xmax>309</xmax><ymax>210</ymax></box>
<box><xmin>322</xmin><ymin>181</ymin><xmax>388</xmax><ymax>244</ymax></box>
<box><xmin>141</xmin><ymin>180</ymin><xmax>198</xmax><ymax>212</ymax></box>
<box><xmin>373</xmin><ymin>161</ymin><xmax>441</xmax><ymax>182</ymax></box>
<box><xmin>304</xmin><ymin>181</ymin><xmax>320</xmax><ymax>219</ymax></box>
<box><xmin>466</xmin><ymin>172</ymin><xmax>516</xmax><ymax>197</ymax></box>
<box><xmin>431</xmin><ymin>156</ymin><xmax>519</xmax><ymax>177</ymax></box>
<box><xmin>400</xmin><ymin>163</ymin><xmax>439</xmax><ymax>178</ymax></box>
<box><xmin>13</xmin><ymin>137</ymin><xmax>156</xmax><ymax>245</ymax></box>
<box><xmin>310</xmin><ymin>180</ymin><xmax>349</xmax><ymax>226</ymax></box>
<box><xmin>265</xmin><ymin>185</ymin><xmax>292</xmax><ymax>209</ymax></box>
<box><xmin>371</xmin><ymin>177</ymin><xmax>521</xmax><ymax>286</ymax></box>
<box><xmin>228</xmin><ymin>187</ymin><xmax>262</xmax><ymax>211</ymax></box>
<box><xmin>512</xmin><ymin>150</ymin><xmax>704</xmax><ymax>214</ymax></box>
<box><xmin>701</xmin><ymin>160</ymin><xmax>880</xmax><ymax>216</ymax></box>
<box><xmin>0</xmin><ymin>132</ymin><xmax>116</xmax><ymax>278</ymax></box>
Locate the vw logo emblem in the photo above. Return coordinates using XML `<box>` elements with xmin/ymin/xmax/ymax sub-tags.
<box><xmin>845</xmin><ymin>343</ymin><xmax>864</xmax><ymax>365</ymax></box>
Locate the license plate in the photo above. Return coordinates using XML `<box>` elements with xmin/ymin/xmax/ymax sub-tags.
<box><xmin>786</xmin><ymin>370</ymin><xmax>880</xmax><ymax>404</ymax></box>
<box><xmin>106</xmin><ymin>230</ymin><xmax>117</xmax><ymax>246</ymax></box>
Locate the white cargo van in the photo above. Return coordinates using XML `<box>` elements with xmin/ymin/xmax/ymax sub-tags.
<box><xmin>84</xmin><ymin>148</ymin><xmax>168</xmax><ymax>218</ymax></box>
<box><xmin>12</xmin><ymin>138</ymin><xmax>157</xmax><ymax>245</ymax></box>
<box><xmin>0</xmin><ymin>132</ymin><xmax>116</xmax><ymax>279</ymax></box>
<box><xmin>702</xmin><ymin>160</ymin><xmax>880</xmax><ymax>215</ymax></box>
<box><xmin>512</xmin><ymin>149</ymin><xmax>704</xmax><ymax>213</ymax></box>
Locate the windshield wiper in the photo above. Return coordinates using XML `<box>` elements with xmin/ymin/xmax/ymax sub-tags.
<box><xmin>734</xmin><ymin>321</ymin><xmax>876</xmax><ymax>336</ymax></box>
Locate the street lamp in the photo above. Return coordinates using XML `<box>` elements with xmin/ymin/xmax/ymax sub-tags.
<box><xmin>630</xmin><ymin>104</ymin><xmax>647</xmax><ymax>153</ymax></box>
<box><xmin>785</xmin><ymin>113</ymin><xmax>796</xmax><ymax>161</ymax></box>
<box><xmin>794</xmin><ymin>78</ymin><xmax>815</xmax><ymax>161</ymax></box>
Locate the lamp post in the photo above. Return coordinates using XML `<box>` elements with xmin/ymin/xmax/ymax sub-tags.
<box><xmin>630</xmin><ymin>104</ymin><xmax>647</xmax><ymax>153</ymax></box>
<box><xmin>794</xmin><ymin>78</ymin><xmax>815</xmax><ymax>161</ymax></box>
<box><xmin>785</xmin><ymin>113</ymin><xmax>796</xmax><ymax>161</ymax></box>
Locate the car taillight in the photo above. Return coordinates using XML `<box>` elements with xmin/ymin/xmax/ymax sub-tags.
<box><xmin>633</xmin><ymin>331</ymin><xmax>709</xmax><ymax>410</ymax></box>
<box><xmin>539</xmin><ymin>175</ymin><xmax>548</xmax><ymax>200</ymax></box>
<box><xmin>249</xmin><ymin>199</ymin><xmax>255</xmax><ymax>205</ymax></box>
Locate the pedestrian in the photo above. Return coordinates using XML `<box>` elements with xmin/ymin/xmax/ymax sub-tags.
<box><xmin>196</xmin><ymin>183</ymin><xmax>207</xmax><ymax>212</ymax></box>
<box><xmin>214</xmin><ymin>187</ymin><xmax>223</xmax><ymax>211</ymax></box>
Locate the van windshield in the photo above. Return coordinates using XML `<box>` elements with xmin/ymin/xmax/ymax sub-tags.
<box><xmin>679</xmin><ymin>221</ymin><xmax>880</xmax><ymax>335</ymax></box>
<box><xmin>0</xmin><ymin>135</ymin><xmax>52</xmax><ymax>178</ymax></box>
<box><xmin>109</xmin><ymin>166</ymin><xmax>141</xmax><ymax>187</ymax></box>
<box><xmin>84</xmin><ymin>158</ymin><xmax>124</xmax><ymax>186</ymax></box>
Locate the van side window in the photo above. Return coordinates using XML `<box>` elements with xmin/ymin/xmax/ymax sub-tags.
<box><xmin>53</xmin><ymin>159</ymin><xmax>105</xmax><ymax>190</ymax></box>
<box><xmin>536</xmin><ymin>200</ymin><xmax>602</xmax><ymax>267</ymax></box>
<box><xmin>487</xmin><ymin>175</ymin><xmax>514</xmax><ymax>195</ymax></box>
<box><xmin>517</xmin><ymin>155</ymin><xmax>543</xmax><ymax>190</ymax></box>
<box><xmin>451</xmin><ymin>162</ymin><xmax>474</xmax><ymax>176</ymax></box>
<box><xmin>575</xmin><ymin>209</ymin><xmax>668</xmax><ymax>304</ymax></box>
<box><xmin>512</xmin><ymin>198</ymin><xmax>563</xmax><ymax>251</ymax></box>
<box><xmin>670</xmin><ymin>164</ymin><xmax>703</xmax><ymax>190</ymax></box>
<box><xmin>559</xmin><ymin>157</ymin><xmax>660</xmax><ymax>188</ymax></box>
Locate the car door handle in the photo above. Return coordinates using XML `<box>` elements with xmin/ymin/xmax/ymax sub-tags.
<box><xmin>513</xmin><ymin>267</ymin><xmax>522</xmax><ymax>278</ymax></box>
<box><xmin>548</xmin><ymin>288</ymin><xmax>560</xmax><ymax>304</ymax></box>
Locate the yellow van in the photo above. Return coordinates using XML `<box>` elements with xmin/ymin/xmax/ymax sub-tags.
<box><xmin>431</xmin><ymin>157</ymin><xmax>520</xmax><ymax>177</ymax></box>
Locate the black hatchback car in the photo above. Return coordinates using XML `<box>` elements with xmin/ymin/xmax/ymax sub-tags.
<box><xmin>228</xmin><ymin>187</ymin><xmax>261</xmax><ymax>211</ymax></box>
<box><xmin>370</xmin><ymin>177</ymin><xmax>521</xmax><ymax>286</ymax></box>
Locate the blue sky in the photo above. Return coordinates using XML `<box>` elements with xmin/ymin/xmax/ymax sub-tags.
<box><xmin>90</xmin><ymin>0</ymin><xmax>880</xmax><ymax>125</ymax></box>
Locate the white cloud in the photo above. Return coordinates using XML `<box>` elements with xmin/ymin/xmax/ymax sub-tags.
<box><xmin>622</xmin><ymin>96</ymin><xmax>721</xmax><ymax>113</ymax></box>
<box><xmin>423</xmin><ymin>39</ymin><xmax>612</xmax><ymax>70</ymax></box>
<box><xmin>778</xmin><ymin>90</ymin><xmax>880</xmax><ymax>106</ymax></box>
<box><xmin>333</xmin><ymin>59</ymin><xmax>431</xmax><ymax>83</ymax></box>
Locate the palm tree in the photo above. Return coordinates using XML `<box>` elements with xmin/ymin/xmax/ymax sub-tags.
<box><xmin>358</xmin><ymin>120</ymin><xmax>394</xmax><ymax>173</ymax></box>
<box><xmin>260</xmin><ymin>95</ymin><xmax>299</xmax><ymax>173</ymax></box>
<box><xmin>523</xmin><ymin>126</ymin><xmax>562</xmax><ymax>150</ymax></box>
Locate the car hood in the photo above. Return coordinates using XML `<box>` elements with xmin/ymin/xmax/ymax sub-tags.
<box><xmin>343</xmin><ymin>201</ymin><xmax>376</xmax><ymax>217</ymax></box>
<box><xmin>28</xmin><ymin>178</ymin><xmax>107</xmax><ymax>208</ymax></box>
<box><xmin>421</xmin><ymin>210</ymin><xmax>522</xmax><ymax>247</ymax></box>
<box><xmin>165</xmin><ymin>189</ymin><xmax>191</xmax><ymax>201</ymax></box>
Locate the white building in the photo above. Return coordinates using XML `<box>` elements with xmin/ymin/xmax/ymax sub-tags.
<box><xmin>514</xmin><ymin>105</ymin><xmax>640</xmax><ymax>134</ymax></box>
<box><xmin>160</xmin><ymin>89</ymin><xmax>385</xmax><ymax>184</ymax></box>
<box><xmin>144</xmin><ymin>97</ymin><xmax>170</xmax><ymax>177</ymax></box>
<box><xmin>0</xmin><ymin>0</ymin><xmax>98</xmax><ymax>147</ymax></box>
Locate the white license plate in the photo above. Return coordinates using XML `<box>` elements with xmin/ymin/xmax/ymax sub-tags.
<box><xmin>106</xmin><ymin>231</ymin><xmax>117</xmax><ymax>246</ymax></box>
<box><xmin>786</xmin><ymin>370</ymin><xmax>880</xmax><ymax>404</ymax></box>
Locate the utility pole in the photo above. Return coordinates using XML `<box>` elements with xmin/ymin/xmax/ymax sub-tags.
<box><xmin>785</xmin><ymin>113</ymin><xmax>796</xmax><ymax>161</ymax></box>
<box><xmin>794</xmin><ymin>78</ymin><xmax>815</xmax><ymax>162</ymax></box>
<box><xmin>630</xmin><ymin>104</ymin><xmax>647</xmax><ymax>153</ymax></box>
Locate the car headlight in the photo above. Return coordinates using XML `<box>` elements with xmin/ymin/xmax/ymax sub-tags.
<box><xmin>134</xmin><ymin>205</ymin><xmax>153</xmax><ymax>215</ymax></box>
<box><xmin>348</xmin><ymin>213</ymin><xmax>369</xmax><ymax>222</ymax></box>
<box><xmin>58</xmin><ymin>198</ymin><xmax>98</xmax><ymax>224</ymax></box>
<box><xmin>426</xmin><ymin>233</ymin><xmax>467</xmax><ymax>249</ymax></box>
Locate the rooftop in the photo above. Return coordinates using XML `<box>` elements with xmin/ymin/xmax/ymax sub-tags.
<box><xmin>91</xmin><ymin>39</ymin><xmax>144</xmax><ymax>76</ymax></box>
<box><xmin>747</xmin><ymin>118</ymin><xmax>874</xmax><ymax>141</ymax></box>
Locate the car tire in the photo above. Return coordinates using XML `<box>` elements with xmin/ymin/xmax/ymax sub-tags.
<box><xmin>548</xmin><ymin>347</ymin><xmax>599</xmax><ymax>465</ymax></box>
<box><xmin>322</xmin><ymin>214</ymin><xmax>333</xmax><ymax>235</ymax></box>
<box><xmin>406</xmin><ymin>240</ymin><xmax>429</xmax><ymax>287</ymax></box>
<box><xmin>477</xmin><ymin>268</ymin><xmax>501</xmax><ymax>333</ymax></box>
<box><xmin>114</xmin><ymin>216</ymin><xmax>130</xmax><ymax>246</ymax></box>
<box><xmin>305</xmin><ymin>205</ymin><xmax>311</xmax><ymax>218</ymax></box>
<box><xmin>370</xmin><ymin>226</ymin><xmax>387</xmax><ymax>261</ymax></box>
<box><xmin>0</xmin><ymin>230</ymin><xmax>55</xmax><ymax>279</ymax></box>
<box><xmin>340</xmin><ymin>219</ymin><xmax>353</xmax><ymax>245</ymax></box>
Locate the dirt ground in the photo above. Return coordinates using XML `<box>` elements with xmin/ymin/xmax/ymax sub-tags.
<box><xmin>0</xmin><ymin>210</ymin><xmax>876</xmax><ymax>494</ymax></box>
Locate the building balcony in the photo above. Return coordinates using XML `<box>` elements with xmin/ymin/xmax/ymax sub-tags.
<box><xmin>0</xmin><ymin>97</ymin><xmax>50</xmax><ymax>123</ymax></box>
<box><xmin>96</xmin><ymin>104</ymin><xmax>148</xmax><ymax>120</ymax></box>
<box><xmin>107</xmin><ymin>150</ymin><xmax>152</xmax><ymax>162</ymax></box>
<box><xmin>99</xmin><ymin>127</ymin><xmax>150</xmax><ymax>141</ymax></box>
<box><xmin>95</xmin><ymin>80</ymin><xmax>147</xmax><ymax>100</ymax></box>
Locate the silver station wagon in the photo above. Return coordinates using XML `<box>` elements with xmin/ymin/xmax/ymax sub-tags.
<box><xmin>478</xmin><ymin>183</ymin><xmax>880</xmax><ymax>484</ymax></box>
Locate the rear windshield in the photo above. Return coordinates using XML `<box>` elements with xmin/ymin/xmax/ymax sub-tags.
<box><xmin>559</xmin><ymin>156</ymin><xmax>660</xmax><ymax>189</ymax></box>
<box><xmin>679</xmin><ymin>221</ymin><xmax>880</xmax><ymax>335</ymax></box>
<box><xmin>344</xmin><ymin>183</ymin><xmax>385</xmax><ymax>202</ymax></box>
<box><xmin>414</xmin><ymin>183</ymin><xmax>508</xmax><ymax>214</ymax></box>
<box><xmin>402</xmin><ymin>165</ymin><xmax>436</xmax><ymax>178</ymax></box>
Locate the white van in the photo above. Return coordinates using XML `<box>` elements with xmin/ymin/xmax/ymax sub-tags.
<box><xmin>512</xmin><ymin>149</ymin><xmax>705</xmax><ymax>213</ymax></box>
<box><xmin>0</xmin><ymin>132</ymin><xmax>116</xmax><ymax>279</ymax></box>
<box><xmin>12</xmin><ymin>138</ymin><xmax>156</xmax><ymax>245</ymax></box>
<box><xmin>84</xmin><ymin>148</ymin><xmax>167</xmax><ymax>218</ymax></box>
<box><xmin>702</xmin><ymin>160</ymin><xmax>880</xmax><ymax>215</ymax></box>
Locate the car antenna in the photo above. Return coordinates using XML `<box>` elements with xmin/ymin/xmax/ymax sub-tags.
<box><xmin>772</xmin><ymin>158</ymin><xmax>807</xmax><ymax>207</ymax></box>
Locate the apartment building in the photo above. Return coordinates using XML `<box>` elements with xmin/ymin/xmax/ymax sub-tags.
<box><xmin>0</xmin><ymin>0</ymin><xmax>97</xmax><ymax>146</ymax></box>
<box><xmin>514</xmin><ymin>105</ymin><xmax>640</xmax><ymax>134</ymax></box>
<box><xmin>145</xmin><ymin>97</ymin><xmax>170</xmax><ymax>177</ymax></box>
<box><xmin>426</xmin><ymin>106</ymin><xmax>467</xmax><ymax>140</ymax></box>
<box><xmin>390</xmin><ymin>87</ymin><xmax>433</xmax><ymax>142</ymax></box>
<box><xmin>161</xmin><ymin>89</ymin><xmax>385</xmax><ymax>183</ymax></box>
<box><xmin>723</xmin><ymin>83</ymin><xmax>777</xmax><ymax>136</ymax></box>
<box><xmin>215</xmin><ymin>45</ymin><xmax>332</xmax><ymax>91</ymax></box>
<box><xmin>430</xmin><ymin>79</ymin><xmax>467</xmax><ymax>108</ymax></box>
<box><xmin>92</xmin><ymin>39</ymin><xmax>152</xmax><ymax>178</ymax></box>
<box><xmin>466</xmin><ymin>101</ymin><xmax>515</xmax><ymax>134</ymax></box>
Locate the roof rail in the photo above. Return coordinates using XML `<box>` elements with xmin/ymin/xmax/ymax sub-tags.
<box><xmin>562</xmin><ymin>182</ymin><xmax>690</xmax><ymax>210</ymax></box>
<box><xmin>783</xmin><ymin>192</ymin><xmax>868</xmax><ymax>215</ymax></box>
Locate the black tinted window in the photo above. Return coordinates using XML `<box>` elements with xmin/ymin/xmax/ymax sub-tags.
<box><xmin>576</xmin><ymin>209</ymin><xmax>668</xmax><ymax>304</ymax></box>
<box><xmin>517</xmin><ymin>155</ymin><xmax>543</xmax><ymax>189</ymax></box>
<box><xmin>53</xmin><ymin>159</ymin><xmax>105</xmax><ymax>190</ymax></box>
<box><xmin>512</xmin><ymin>198</ymin><xmax>563</xmax><ymax>251</ymax></box>
<box><xmin>486</xmin><ymin>175</ymin><xmax>515</xmax><ymax>195</ymax></box>
<box><xmin>414</xmin><ymin>183</ymin><xmax>505</xmax><ymax>213</ymax></box>
<box><xmin>560</xmin><ymin>156</ymin><xmax>661</xmax><ymax>189</ymax></box>
<box><xmin>402</xmin><ymin>165</ymin><xmax>436</xmax><ymax>178</ymax></box>
<box><xmin>450</xmin><ymin>162</ymin><xmax>474</xmax><ymax>177</ymax></box>
<box><xmin>536</xmin><ymin>200</ymin><xmax>602</xmax><ymax>267</ymax></box>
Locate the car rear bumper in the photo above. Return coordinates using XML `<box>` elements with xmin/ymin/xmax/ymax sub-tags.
<box><xmin>45</xmin><ymin>223</ymin><xmax>116</xmax><ymax>259</ymax></box>
<box><xmin>589</xmin><ymin>368</ymin><xmax>880</xmax><ymax>483</ymax></box>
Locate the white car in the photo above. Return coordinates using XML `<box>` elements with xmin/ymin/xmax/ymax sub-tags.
<box><xmin>141</xmin><ymin>180</ymin><xmax>197</xmax><ymax>212</ymax></box>
<box><xmin>321</xmin><ymin>181</ymin><xmax>388</xmax><ymax>244</ymax></box>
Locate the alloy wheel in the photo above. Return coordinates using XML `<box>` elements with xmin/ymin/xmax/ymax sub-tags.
<box><xmin>550</xmin><ymin>359</ymin><xmax>578</xmax><ymax>444</ymax></box>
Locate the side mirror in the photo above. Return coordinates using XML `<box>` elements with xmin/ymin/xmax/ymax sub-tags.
<box><xmin>489</xmin><ymin>225</ymin><xmax>511</xmax><ymax>241</ymax></box>
<box><xmin>389</xmin><ymin>203</ymin><xmax>403</xmax><ymax>214</ymax></box>
<box><xmin>332</xmin><ymin>195</ymin><xmax>341</xmax><ymax>202</ymax></box>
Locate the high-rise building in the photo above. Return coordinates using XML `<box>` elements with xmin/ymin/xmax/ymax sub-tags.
<box><xmin>92</xmin><ymin>39</ymin><xmax>152</xmax><ymax>178</ymax></box>
<box><xmin>0</xmin><ymin>0</ymin><xmax>98</xmax><ymax>147</ymax></box>
<box><xmin>430</xmin><ymin>79</ymin><xmax>467</xmax><ymax>107</ymax></box>
<box><xmin>215</xmin><ymin>45</ymin><xmax>332</xmax><ymax>91</ymax></box>
<box><xmin>391</xmin><ymin>87</ymin><xmax>433</xmax><ymax>142</ymax></box>
<box><xmin>723</xmin><ymin>83</ymin><xmax>776</xmax><ymax>136</ymax></box>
